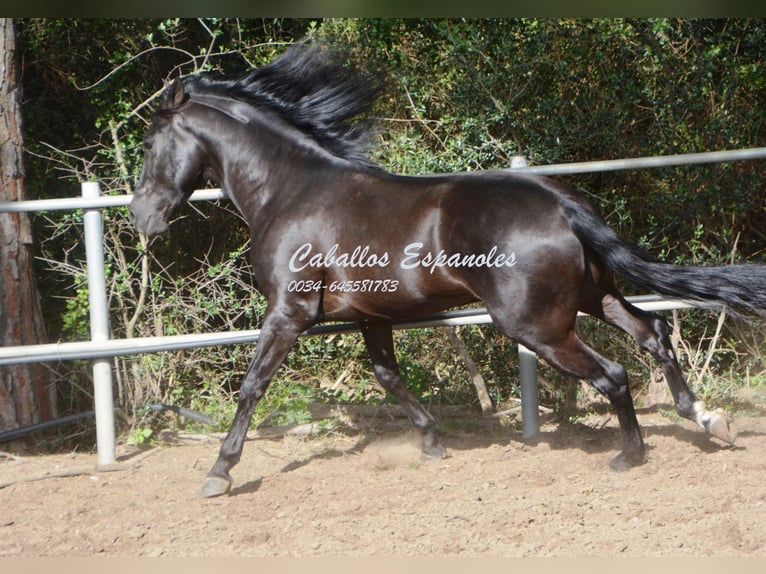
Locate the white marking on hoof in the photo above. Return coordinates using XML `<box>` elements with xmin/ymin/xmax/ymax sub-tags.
<box><xmin>693</xmin><ymin>401</ymin><xmax>737</xmax><ymax>444</ymax></box>
<box><xmin>201</xmin><ymin>475</ymin><xmax>232</xmax><ymax>498</ymax></box>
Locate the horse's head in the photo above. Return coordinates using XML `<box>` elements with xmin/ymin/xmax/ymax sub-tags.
<box><xmin>130</xmin><ymin>78</ymin><xmax>206</xmax><ymax>237</ymax></box>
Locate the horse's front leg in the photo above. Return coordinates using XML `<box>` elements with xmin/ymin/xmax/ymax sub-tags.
<box><xmin>201</xmin><ymin>312</ymin><xmax>306</xmax><ymax>498</ymax></box>
<box><xmin>360</xmin><ymin>318</ymin><xmax>446</xmax><ymax>458</ymax></box>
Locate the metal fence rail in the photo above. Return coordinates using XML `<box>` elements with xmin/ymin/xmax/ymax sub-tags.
<box><xmin>0</xmin><ymin>295</ymin><xmax>690</xmax><ymax>366</ymax></box>
<box><xmin>3</xmin><ymin>146</ymin><xmax>765</xmax><ymax>214</ymax></box>
<box><xmin>2</xmin><ymin>145</ymin><xmax>765</xmax><ymax>466</ymax></box>
<box><xmin>512</xmin><ymin>146</ymin><xmax>766</xmax><ymax>175</ymax></box>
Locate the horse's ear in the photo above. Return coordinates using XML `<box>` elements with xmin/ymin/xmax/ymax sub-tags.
<box><xmin>160</xmin><ymin>78</ymin><xmax>188</xmax><ymax>110</ymax></box>
<box><xmin>170</xmin><ymin>78</ymin><xmax>187</xmax><ymax>107</ymax></box>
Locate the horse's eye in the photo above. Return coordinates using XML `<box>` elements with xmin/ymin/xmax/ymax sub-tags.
<box><xmin>144</xmin><ymin>140</ymin><xmax>153</xmax><ymax>151</ymax></box>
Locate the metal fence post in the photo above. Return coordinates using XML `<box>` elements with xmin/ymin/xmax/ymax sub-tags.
<box><xmin>81</xmin><ymin>181</ymin><xmax>116</xmax><ymax>465</ymax></box>
<box><xmin>510</xmin><ymin>156</ymin><xmax>540</xmax><ymax>438</ymax></box>
<box><xmin>517</xmin><ymin>345</ymin><xmax>540</xmax><ymax>438</ymax></box>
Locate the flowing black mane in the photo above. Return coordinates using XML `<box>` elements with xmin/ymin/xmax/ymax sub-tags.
<box><xmin>181</xmin><ymin>40</ymin><xmax>383</xmax><ymax>168</ymax></box>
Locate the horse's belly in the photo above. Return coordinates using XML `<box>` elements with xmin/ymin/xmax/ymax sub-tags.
<box><xmin>318</xmin><ymin>272</ymin><xmax>479</xmax><ymax>322</ymax></box>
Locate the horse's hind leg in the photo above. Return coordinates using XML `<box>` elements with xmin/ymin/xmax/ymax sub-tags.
<box><xmin>591</xmin><ymin>293</ymin><xmax>736</xmax><ymax>443</ymax></box>
<box><xmin>516</xmin><ymin>327</ymin><xmax>647</xmax><ymax>470</ymax></box>
<box><xmin>359</xmin><ymin>318</ymin><xmax>446</xmax><ymax>458</ymax></box>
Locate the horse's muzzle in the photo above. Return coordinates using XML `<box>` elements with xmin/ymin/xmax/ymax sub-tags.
<box><xmin>129</xmin><ymin>196</ymin><xmax>171</xmax><ymax>237</ymax></box>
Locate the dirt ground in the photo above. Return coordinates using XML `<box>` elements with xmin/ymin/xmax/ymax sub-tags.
<box><xmin>1</xmin><ymin>402</ymin><xmax>765</xmax><ymax>558</ymax></box>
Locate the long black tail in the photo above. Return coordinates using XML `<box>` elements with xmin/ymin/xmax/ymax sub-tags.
<box><xmin>561</xmin><ymin>199</ymin><xmax>766</xmax><ymax>317</ymax></box>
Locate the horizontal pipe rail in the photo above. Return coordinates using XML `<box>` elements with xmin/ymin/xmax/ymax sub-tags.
<box><xmin>513</xmin><ymin>146</ymin><xmax>766</xmax><ymax>176</ymax></box>
<box><xmin>0</xmin><ymin>411</ymin><xmax>96</xmax><ymax>443</ymax></box>
<box><xmin>0</xmin><ymin>296</ymin><xmax>691</xmax><ymax>366</ymax></box>
<box><xmin>2</xmin><ymin>147</ymin><xmax>766</xmax><ymax>214</ymax></box>
<box><xmin>0</xmin><ymin>188</ymin><xmax>225</xmax><ymax>213</ymax></box>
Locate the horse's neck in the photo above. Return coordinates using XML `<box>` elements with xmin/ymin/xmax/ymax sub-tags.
<box><xmin>192</xmin><ymin>101</ymin><xmax>353</xmax><ymax>227</ymax></box>
<box><xmin>216</xmin><ymin>128</ymin><xmax>342</xmax><ymax>224</ymax></box>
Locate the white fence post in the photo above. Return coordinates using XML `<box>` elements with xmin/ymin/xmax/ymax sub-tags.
<box><xmin>81</xmin><ymin>181</ymin><xmax>116</xmax><ymax>465</ymax></box>
<box><xmin>517</xmin><ymin>345</ymin><xmax>540</xmax><ymax>438</ymax></box>
<box><xmin>510</xmin><ymin>156</ymin><xmax>541</xmax><ymax>438</ymax></box>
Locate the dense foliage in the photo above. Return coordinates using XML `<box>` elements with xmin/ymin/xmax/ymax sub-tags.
<box><xmin>17</xmin><ymin>18</ymin><xmax>766</xmax><ymax>445</ymax></box>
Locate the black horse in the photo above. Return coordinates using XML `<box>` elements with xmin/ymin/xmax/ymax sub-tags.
<box><xmin>130</xmin><ymin>41</ymin><xmax>765</xmax><ymax>498</ymax></box>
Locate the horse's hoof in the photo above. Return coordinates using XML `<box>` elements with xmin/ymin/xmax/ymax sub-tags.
<box><xmin>201</xmin><ymin>475</ymin><xmax>232</xmax><ymax>498</ymax></box>
<box><xmin>705</xmin><ymin>409</ymin><xmax>737</xmax><ymax>444</ymax></box>
<box><xmin>609</xmin><ymin>450</ymin><xmax>646</xmax><ymax>472</ymax></box>
<box><xmin>422</xmin><ymin>443</ymin><xmax>447</xmax><ymax>460</ymax></box>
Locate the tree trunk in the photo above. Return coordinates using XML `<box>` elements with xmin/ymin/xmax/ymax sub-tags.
<box><xmin>0</xmin><ymin>18</ymin><xmax>55</xmax><ymax>435</ymax></box>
